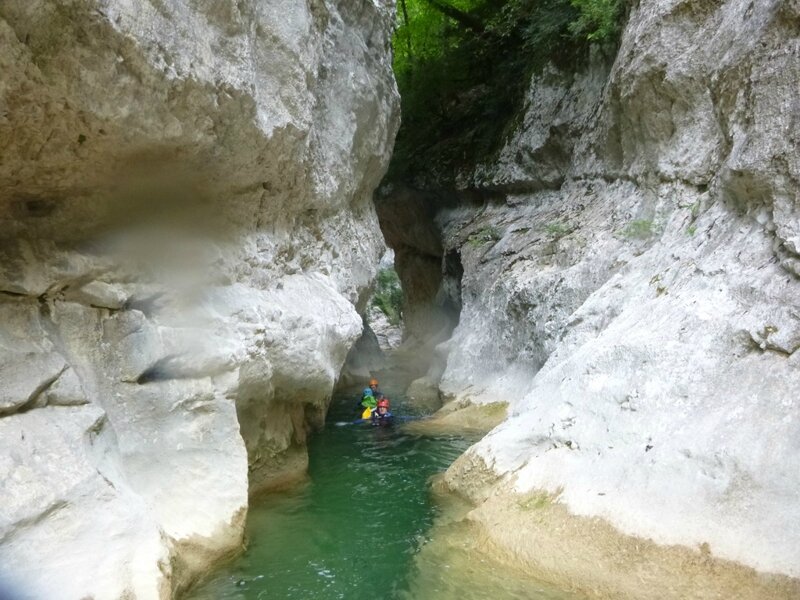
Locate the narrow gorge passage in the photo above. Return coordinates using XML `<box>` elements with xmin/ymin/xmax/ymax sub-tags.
<box><xmin>187</xmin><ymin>377</ymin><xmax>577</xmax><ymax>600</ymax></box>
<box><xmin>2</xmin><ymin>0</ymin><xmax>799</xmax><ymax>598</ymax></box>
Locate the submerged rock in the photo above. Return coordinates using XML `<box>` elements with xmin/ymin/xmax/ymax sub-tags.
<box><xmin>0</xmin><ymin>0</ymin><xmax>399</xmax><ymax>597</ymax></box>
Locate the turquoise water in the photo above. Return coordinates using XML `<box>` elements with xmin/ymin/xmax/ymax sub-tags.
<box><xmin>188</xmin><ymin>391</ymin><xmax>577</xmax><ymax>600</ymax></box>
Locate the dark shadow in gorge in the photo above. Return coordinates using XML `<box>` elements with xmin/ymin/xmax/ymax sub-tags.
<box><xmin>366</xmin><ymin>184</ymin><xmax>467</xmax><ymax>403</ymax></box>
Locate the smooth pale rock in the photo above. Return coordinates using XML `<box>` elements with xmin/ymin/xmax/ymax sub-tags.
<box><xmin>67</xmin><ymin>280</ymin><xmax>129</xmax><ymax>310</ymax></box>
<box><xmin>0</xmin><ymin>406</ymin><xmax>171</xmax><ymax>600</ymax></box>
<box><xmin>0</xmin><ymin>0</ymin><xmax>399</xmax><ymax>597</ymax></box>
<box><xmin>367</xmin><ymin>305</ymin><xmax>402</xmax><ymax>350</ymax></box>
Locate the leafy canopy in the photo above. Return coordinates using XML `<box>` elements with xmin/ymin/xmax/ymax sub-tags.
<box><xmin>389</xmin><ymin>0</ymin><xmax>624</xmax><ymax>182</ymax></box>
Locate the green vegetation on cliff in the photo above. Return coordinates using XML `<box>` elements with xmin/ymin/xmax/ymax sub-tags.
<box><xmin>372</xmin><ymin>267</ymin><xmax>404</xmax><ymax>325</ymax></box>
<box><xmin>389</xmin><ymin>0</ymin><xmax>624</xmax><ymax>183</ymax></box>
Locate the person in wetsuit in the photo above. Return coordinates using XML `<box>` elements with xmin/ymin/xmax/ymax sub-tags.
<box><xmin>371</xmin><ymin>398</ymin><xmax>393</xmax><ymax>427</ymax></box>
<box><xmin>357</xmin><ymin>378</ymin><xmax>382</xmax><ymax>415</ymax></box>
<box><xmin>365</xmin><ymin>378</ymin><xmax>383</xmax><ymax>400</ymax></box>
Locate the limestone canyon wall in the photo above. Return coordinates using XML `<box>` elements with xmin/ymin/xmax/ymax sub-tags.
<box><xmin>385</xmin><ymin>0</ymin><xmax>800</xmax><ymax>595</ymax></box>
<box><xmin>0</xmin><ymin>1</ymin><xmax>398</xmax><ymax>598</ymax></box>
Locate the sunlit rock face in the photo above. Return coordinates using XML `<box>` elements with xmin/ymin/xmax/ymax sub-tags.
<box><xmin>393</xmin><ymin>0</ymin><xmax>799</xmax><ymax>592</ymax></box>
<box><xmin>0</xmin><ymin>1</ymin><xmax>399</xmax><ymax>598</ymax></box>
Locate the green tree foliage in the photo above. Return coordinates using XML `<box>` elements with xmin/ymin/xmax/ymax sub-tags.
<box><xmin>389</xmin><ymin>0</ymin><xmax>624</xmax><ymax>182</ymax></box>
<box><xmin>569</xmin><ymin>0</ymin><xmax>623</xmax><ymax>40</ymax></box>
<box><xmin>372</xmin><ymin>268</ymin><xmax>404</xmax><ymax>325</ymax></box>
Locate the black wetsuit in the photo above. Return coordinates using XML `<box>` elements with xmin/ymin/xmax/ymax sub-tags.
<box><xmin>371</xmin><ymin>410</ymin><xmax>394</xmax><ymax>427</ymax></box>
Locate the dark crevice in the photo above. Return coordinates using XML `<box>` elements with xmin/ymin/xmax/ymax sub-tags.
<box><xmin>476</xmin><ymin>178</ymin><xmax>567</xmax><ymax>196</ymax></box>
<box><xmin>0</xmin><ymin>289</ymin><xmax>33</xmax><ymax>298</ymax></box>
<box><xmin>135</xmin><ymin>355</ymin><xmax>183</xmax><ymax>384</ymax></box>
<box><xmin>373</xmin><ymin>181</ymin><xmax>466</xmax><ymax>393</ymax></box>
<box><xmin>0</xmin><ymin>365</ymin><xmax>69</xmax><ymax>417</ymax></box>
<box><xmin>134</xmin><ymin>353</ymin><xmax>234</xmax><ymax>384</ymax></box>
<box><xmin>440</xmin><ymin>248</ymin><xmax>464</xmax><ymax>325</ymax></box>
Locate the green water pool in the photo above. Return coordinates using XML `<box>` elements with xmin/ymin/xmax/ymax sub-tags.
<box><xmin>188</xmin><ymin>391</ymin><xmax>578</xmax><ymax>600</ymax></box>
